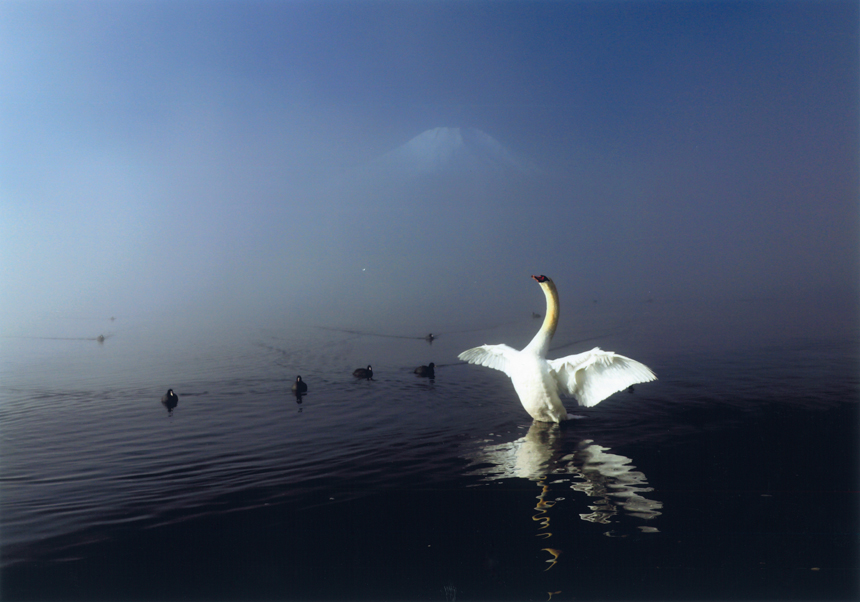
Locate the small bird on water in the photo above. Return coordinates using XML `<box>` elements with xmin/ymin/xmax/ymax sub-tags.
<box><xmin>414</xmin><ymin>363</ymin><xmax>435</xmax><ymax>377</ymax></box>
<box><xmin>353</xmin><ymin>365</ymin><xmax>373</xmax><ymax>379</ymax></box>
<box><xmin>161</xmin><ymin>389</ymin><xmax>179</xmax><ymax>414</ymax></box>
<box><xmin>291</xmin><ymin>376</ymin><xmax>308</xmax><ymax>394</ymax></box>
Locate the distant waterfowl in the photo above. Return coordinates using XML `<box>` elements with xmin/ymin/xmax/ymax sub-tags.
<box><xmin>161</xmin><ymin>389</ymin><xmax>179</xmax><ymax>414</ymax></box>
<box><xmin>458</xmin><ymin>275</ymin><xmax>656</xmax><ymax>423</ymax></box>
<box><xmin>425</xmin><ymin>333</ymin><xmax>435</xmax><ymax>342</ymax></box>
<box><xmin>414</xmin><ymin>362</ymin><xmax>435</xmax><ymax>377</ymax></box>
<box><xmin>96</xmin><ymin>335</ymin><xmax>105</xmax><ymax>343</ymax></box>
<box><xmin>292</xmin><ymin>375</ymin><xmax>308</xmax><ymax>393</ymax></box>
<box><xmin>353</xmin><ymin>365</ymin><xmax>373</xmax><ymax>379</ymax></box>
<box><xmin>532</xmin><ymin>312</ymin><xmax>541</xmax><ymax>319</ymax></box>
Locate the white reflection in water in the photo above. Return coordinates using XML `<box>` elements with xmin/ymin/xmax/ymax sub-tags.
<box><xmin>566</xmin><ymin>442</ymin><xmax>662</xmax><ymax>527</ymax></box>
<box><xmin>467</xmin><ymin>421</ymin><xmax>662</xmax><ymax>531</ymax></box>
<box><xmin>466</xmin><ymin>420</ymin><xmax>662</xmax><ymax>599</ymax></box>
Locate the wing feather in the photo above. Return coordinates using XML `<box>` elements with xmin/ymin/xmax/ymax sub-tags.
<box><xmin>548</xmin><ymin>347</ymin><xmax>656</xmax><ymax>408</ymax></box>
<box><xmin>458</xmin><ymin>344</ymin><xmax>519</xmax><ymax>377</ymax></box>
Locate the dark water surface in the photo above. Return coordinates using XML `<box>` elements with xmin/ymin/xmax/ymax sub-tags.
<box><xmin>1</xmin><ymin>298</ymin><xmax>858</xmax><ymax>601</ymax></box>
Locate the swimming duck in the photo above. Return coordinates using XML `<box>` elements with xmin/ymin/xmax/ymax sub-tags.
<box><xmin>414</xmin><ymin>363</ymin><xmax>435</xmax><ymax>377</ymax></box>
<box><xmin>161</xmin><ymin>389</ymin><xmax>179</xmax><ymax>414</ymax></box>
<box><xmin>291</xmin><ymin>375</ymin><xmax>308</xmax><ymax>393</ymax></box>
<box><xmin>353</xmin><ymin>365</ymin><xmax>373</xmax><ymax>379</ymax></box>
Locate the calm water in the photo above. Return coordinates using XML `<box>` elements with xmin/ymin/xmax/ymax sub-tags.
<box><xmin>1</xmin><ymin>297</ymin><xmax>858</xmax><ymax>601</ymax></box>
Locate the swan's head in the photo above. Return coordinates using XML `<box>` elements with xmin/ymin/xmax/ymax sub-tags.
<box><xmin>532</xmin><ymin>275</ymin><xmax>556</xmax><ymax>293</ymax></box>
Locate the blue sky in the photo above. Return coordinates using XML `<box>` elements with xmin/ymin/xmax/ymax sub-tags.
<box><xmin>1</xmin><ymin>0</ymin><xmax>857</xmax><ymax>332</ymax></box>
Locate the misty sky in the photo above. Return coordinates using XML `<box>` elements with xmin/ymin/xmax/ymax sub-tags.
<box><xmin>1</xmin><ymin>1</ymin><xmax>857</xmax><ymax>334</ymax></box>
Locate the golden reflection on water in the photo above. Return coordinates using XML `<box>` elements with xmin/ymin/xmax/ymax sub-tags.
<box><xmin>541</xmin><ymin>547</ymin><xmax>562</xmax><ymax>571</ymax></box>
<box><xmin>532</xmin><ymin>476</ymin><xmax>554</xmax><ymax>534</ymax></box>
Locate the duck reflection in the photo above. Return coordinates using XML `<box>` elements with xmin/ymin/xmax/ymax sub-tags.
<box><xmin>468</xmin><ymin>421</ymin><xmax>662</xmax><ymax>529</ymax></box>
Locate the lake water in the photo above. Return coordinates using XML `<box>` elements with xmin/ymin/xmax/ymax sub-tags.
<box><xmin>1</xmin><ymin>295</ymin><xmax>858</xmax><ymax>601</ymax></box>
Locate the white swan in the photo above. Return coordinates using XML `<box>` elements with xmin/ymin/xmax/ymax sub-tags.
<box><xmin>458</xmin><ymin>275</ymin><xmax>656</xmax><ymax>422</ymax></box>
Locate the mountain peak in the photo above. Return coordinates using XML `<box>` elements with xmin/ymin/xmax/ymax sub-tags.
<box><xmin>368</xmin><ymin>127</ymin><xmax>539</xmax><ymax>180</ymax></box>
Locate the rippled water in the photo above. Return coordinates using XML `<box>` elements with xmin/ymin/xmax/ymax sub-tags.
<box><xmin>1</xmin><ymin>297</ymin><xmax>857</xmax><ymax>600</ymax></box>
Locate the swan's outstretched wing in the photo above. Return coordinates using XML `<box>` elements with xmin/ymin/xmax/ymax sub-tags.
<box><xmin>548</xmin><ymin>347</ymin><xmax>656</xmax><ymax>408</ymax></box>
<box><xmin>458</xmin><ymin>344</ymin><xmax>519</xmax><ymax>377</ymax></box>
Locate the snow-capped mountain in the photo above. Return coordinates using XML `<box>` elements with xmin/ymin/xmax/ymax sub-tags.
<box><xmin>361</xmin><ymin>127</ymin><xmax>540</xmax><ymax>181</ymax></box>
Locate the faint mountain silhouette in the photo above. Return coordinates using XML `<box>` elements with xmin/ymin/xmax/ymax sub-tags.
<box><xmin>342</xmin><ymin>127</ymin><xmax>542</xmax><ymax>191</ymax></box>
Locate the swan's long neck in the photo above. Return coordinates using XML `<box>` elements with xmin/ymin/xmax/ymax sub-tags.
<box><xmin>525</xmin><ymin>280</ymin><xmax>559</xmax><ymax>356</ymax></box>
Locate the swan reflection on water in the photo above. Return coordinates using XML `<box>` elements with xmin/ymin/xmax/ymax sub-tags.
<box><xmin>467</xmin><ymin>421</ymin><xmax>662</xmax><ymax>531</ymax></box>
<box><xmin>464</xmin><ymin>421</ymin><xmax>662</xmax><ymax>598</ymax></box>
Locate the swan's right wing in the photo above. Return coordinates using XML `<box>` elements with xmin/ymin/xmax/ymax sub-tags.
<box><xmin>548</xmin><ymin>347</ymin><xmax>656</xmax><ymax>408</ymax></box>
<box><xmin>458</xmin><ymin>344</ymin><xmax>519</xmax><ymax>377</ymax></box>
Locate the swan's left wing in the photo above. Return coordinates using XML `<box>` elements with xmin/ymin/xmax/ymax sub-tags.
<box><xmin>458</xmin><ymin>344</ymin><xmax>519</xmax><ymax>377</ymax></box>
<box><xmin>548</xmin><ymin>347</ymin><xmax>656</xmax><ymax>408</ymax></box>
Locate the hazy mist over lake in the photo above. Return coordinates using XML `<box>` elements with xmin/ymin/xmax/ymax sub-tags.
<box><xmin>2</xmin><ymin>1</ymin><xmax>857</xmax><ymax>343</ymax></box>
